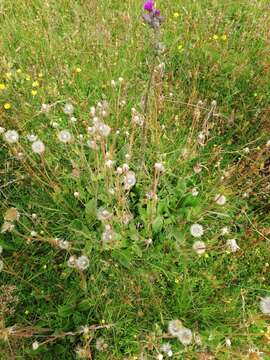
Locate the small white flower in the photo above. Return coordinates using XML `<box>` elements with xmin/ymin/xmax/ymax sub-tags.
<box><xmin>74</xmin><ymin>191</ymin><xmax>80</xmax><ymax>198</ymax></box>
<box><xmin>87</xmin><ymin>140</ymin><xmax>97</xmax><ymax>150</ymax></box>
<box><xmin>105</xmin><ymin>159</ymin><xmax>114</xmax><ymax>168</ymax></box>
<box><xmin>98</xmin><ymin>123</ymin><xmax>111</xmax><ymax>137</ymax></box>
<box><xmin>41</xmin><ymin>103</ymin><xmax>50</xmax><ymax>113</ymax></box>
<box><xmin>118</xmin><ymin>77</ymin><xmax>124</xmax><ymax>83</ymax></box>
<box><xmin>225</xmin><ymin>338</ymin><xmax>231</xmax><ymax>347</ymax></box>
<box><xmin>97</xmin><ymin>208</ymin><xmax>113</xmax><ymax>222</ymax></box>
<box><xmin>157</xmin><ymin>354</ymin><xmax>163</xmax><ymax>360</ymax></box>
<box><xmin>123</xmin><ymin>171</ymin><xmax>136</xmax><ymax>190</ymax></box>
<box><xmin>101</xmin><ymin>110</ymin><xmax>107</xmax><ymax>118</ymax></box>
<box><xmin>177</xmin><ymin>327</ymin><xmax>193</xmax><ymax>346</ymax></box>
<box><xmin>111</xmin><ymin>80</ymin><xmax>117</xmax><ymax>87</ymax></box>
<box><xmin>116</xmin><ymin>167</ymin><xmax>123</xmax><ymax>175</ymax></box>
<box><xmin>76</xmin><ymin>255</ymin><xmax>90</xmax><ymax>271</ymax></box>
<box><xmin>226</xmin><ymin>239</ymin><xmax>240</xmax><ymax>253</ymax></box>
<box><xmin>221</xmin><ymin>226</ymin><xmax>229</xmax><ymax>235</ymax></box>
<box><xmin>31</xmin><ymin>213</ymin><xmax>37</xmax><ymax>220</ymax></box>
<box><xmin>67</xmin><ymin>256</ymin><xmax>76</xmax><ymax>268</ymax></box>
<box><xmin>154</xmin><ymin>162</ymin><xmax>165</xmax><ymax>172</ymax></box>
<box><xmin>58</xmin><ymin>240</ymin><xmax>71</xmax><ymax>250</ymax></box>
<box><xmin>193</xmin><ymin>241</ymin><xmax>206</xmax><ymax>255</ymax></box>
<box><xmin>190</xmin><ymin>224</ymin><xmax>204</xmax><ymax>238</ymax></box>
<box><xmin>215</xmin><ymin>194</ymin><xmax>226</xmax><ymax>206</ymax></box>
<box><xmin>51</xmin><ymin>121</ymin><xmax>59</xmax><ymax>128</ymax></box>
<box><xmin>191</xmin><ymin>188</ymin><xmax>199</xmax><ymax>197</ymax></box>
<box><xmin>70</xmin><ymin>116</ymin><xmax>77</xmax><ymax>123</ymax></box>
<box><xmin>4</xmin><ymin>130</ymin><xmax>19</xmax><ymax>144</ymax></box>
<box><xmin>27</xmin><ymin>134</ymin><xmax>38</xmax><ymax>142</ymax></box>
<box><xmin>0</xmin><ymin>259</ymin><xmax>3</xmax><ymax>272</ymax></box>
<box><xmin>90</xmin><ymin>106</ymin><xmax>96</xmax><ymax>117</ymax></box>
<box><xmin>193</xmin><ymin>163</ymin><xmax>202</xmax><ymax>174</ymax></box>
<box><xmin>0</xmin><ymin>127</ymin><xmax>6</xmax><ymax>133</ymax></box>
<box><xmin>102</xmin><ymin>229</ymin><xmax>115</xmax><ymax>246</ymax></box>
<box><xmin>168</xmin><ymin>319</ymin><xmax>183</xmax><ymax>337</ymax></box>
<box><xmin>122</xmin><ymin>163</ymin><xmax>129</xmax><ymax>172</ymax></box>
<box><xmin>160</xmin><ymin>343</ymin><xmax>172</xmax><ymax>356</ymax></box>
<box><xmin>260</xmin><ymin>296</ymin><xmax>270</xmax><ymax>315</ymax></box>
<box><xmin>125</xmin><ymin>153</ymin><xmax>131</xmax><ymax>160</ymax></box>
<box><xmin>63</xmin><ymin>103</ymin><xmax>74</xmax><ymax>115</ymax></box>
<box><xmin>31</xmin><ymin>231</ymin><xmax>37</xmax><ymax>237</ymax></box>
<box><xmin>243</xmin><ymin>147</ymin><xmax>250</xmax><ymax>154</ymax></box>
<box><xmin>32</xmin><ymin>140</ymin><xmax>45</xmax><ymax>154</ymax></box>
<box><xmin>32</xmin><ymin>341</ymin><xmax>39</xmax><ymax>350</ymax></box>
<box><xmin>58</xmin><ymin>130</ymin><xmax>72</xmax><ymax>143</ymax></box>
<box><xmin>266</xmin><ymin>140</ymin><xmax>270</xmax><ymax>147</ymax></box>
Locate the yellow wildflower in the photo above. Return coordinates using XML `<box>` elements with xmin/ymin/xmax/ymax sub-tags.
<box><xmin>16</xmin><ymin>69</ymin><xmax>22</xmax><ymax>74</ymax></box>
<box><xmin>213</xmin><ymin>34</ymin><xmax>219</xmax><ymax>40</ymax></box>
<box><xmin>38</xmin><ymin>73</ymin><xmax>43</xmax><ymax>78</ymax></box>
<box><xmin>173</xmin><ymin>12</ymin><xmax>180</xmax><ymax>18</ymax></box>
<box><xmin>75</xmin><ymin>67</ymin><xmax>82</xmax><ymax>73</ymax></box>
<box><xmin>4</xmin><ymin>103</ymin><xmax>11</xmax><ymax>110</ymax></box>
<box><xmin>178</xmin><ymin>44</ymin><xmax>183</xmax><ymax>51</ymax></box>
<box><xmin>31</xmin><ymin>90</ymin><xmax>37</xmax><ymax>96</ymax></box>
<box><xmin>5</xmin><ymin>72</ymin><xmax>12</xmax><ymax>79</ymax></box>
<box><xmin>25</xmin><ymin>75</ymin><xmax>31</xmax><ymax>81</ymax></box>
<box><xmin>0</xmin><ymin>83</ymin><xmax>6</xmax><ymax>90</ymax></box>
<box><xmin>32</xmin><ymin>81</ymin><xmax>39</xmax><ymax>87</ymax></box>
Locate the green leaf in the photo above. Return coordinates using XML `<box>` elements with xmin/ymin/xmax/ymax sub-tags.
<box><xmin>152</xmin><ymin>215</ymin><xmax>164</xmax><ymax>233</ymax></box>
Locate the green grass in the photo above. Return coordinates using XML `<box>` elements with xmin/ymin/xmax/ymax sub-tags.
<box><xmin>0</xmin><ymin>0</ymin><xmax>270</xmax><ymax>359</ymax></box>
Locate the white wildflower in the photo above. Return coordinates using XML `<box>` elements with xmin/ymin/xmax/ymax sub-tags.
<box><xmin>226</xmin><ymin>239</ymin><xmax>240</xmax><ymax>253</ymax></box>
<box><xmin>0</xmin><ymin>127</ymin><xmax>6</xmax><ymax>133</ymax></box>
<box><xmin>76</xmin><ymin>255</ymin><xmax>90</xmax><ymax>271</ymax></box>
<box><xmin>157</xmin><ymin>354</ymin><xmax>163</xmax><ymax>360</ymax></box>
<box><xmin>31</xmin><ymin>231</ymin><xmax>37</xmax><ymax>237</ymax></box>
<box><xmin>243</xmin><ymin>147</ymin><xmax>250</xmax><ymax>154</ymax></box>
<box><xmin>118</xmin><ymin>77</ymin><xmax>124</xmax><ymax>83</ymax></box>
<box><xmin>191</xmin><ymin>188</ymin><xmax>199</xmax><ymax>196</ymax></box>
<box><xmin>221</xmin><ymin>226</ymin><xmax>229</xmax><ymax>235</ymax></box>
<box><xmin>70</xmin><ymin>116</ymin><xmax>77</xmax><ymax>123</ymax></box>
<box><xmin>51</xmin><ymin>121</ymin><xmax>59</xmax><ymax>128</ymax></box>
<box><xmin>111</xmin><ymin>80</ymin><xmax>117</xmax><ymax>87</ymax></box>
<box><xmin>32</xmin><ymin>341</ymin><xmax>39</xmax><ymax>350</ymax></box>
<box><xmin>63</xmin><ymin>103</ymin><xmax>74</xmax><ymax>115</ymax></box>
<box><xmin>123</xmin><ymin>171</ymin><xmax>136</xmax><ymax>190</ymax></box>
<box><xmin>105</xmin><ymin>159</ymin><xmax>114</xmax><ymax>168</ymax></box>
<box><xmin>177</xmin><ymin>327</ymin><xmax>193</xmax><ymax>346</ymax></box>
<box><xmin>168</xmin><ymin>320</ymin><xmax>183</xmax><ymax>337</ymax></box>
<box><xmin>27</xmin><ymin>134</ymin><xmax>38</xmax><ymax>142</ymax></box>
<box><xmin>31</xmin><ymin>213</ymin><xmax>37</xmax><ymax>220</ymax></box>
<box><xmin>41</xmin><ymin>103</ymin><xmax>50</xmax><ymax>113</ymax></box>
<box><xmin>4</xmin><ymin>130</ymin><xmax>19</xmax><ymax>144</ymax></box>
<box><xmin>154</xmin><ymin>162</ymin><xmax>165</xmax><ymax>172</ymax></box>
<box><xmin>58</xmin><ymin>240</ymin><xmax>71</xmax><ymax>250</ymax></box>
<box><xmin>90</xmin><ymin>106</ymin><xmax>96</xmax><ymax>117</ymax></box>
<box><xmin>97</xmin><ymin>208</ymin><xmax>113</xmax><ymax>222</ymax></box>
<box><xmin>190</xmin><ymin>224</ymin><xmax>204</xmax><ymax>238</ymax></box>
<box><xmin>193</xmin><ymin>241</ymin><xmax>206</xmax><ymax>255</ymax></box>
<box><xmin>67</xmin><ymin>256</ymin><xmax>77</xmax><ymax>268</ymax></box>
<box><xmin>97</xmin><ymin>122</ymin><xmax>111</xmax><ymax>137</ymax></box>
<box><xmin>266</xmin><ymin>140</ymin><xmax>270</xmax><ymax>147</ymax></box>
<box><xmin>193</xmin><ymin>163</ymin><xmax>202</xmax><ymax>174</ymax></box>
<box><xmin>102</xmin><ymin>229</ymin><xmax>115</xmax><ymax>246</ymax></box>
<box><xmin>58</xmin><ymin>130</ymin><xmax>72</xmax><ymax>143</ymax></box>
<box><xmin>160</xmin><ymin>343</ymin><xmax>173</xmax><ymax>357</ymax></box>
<box><xmin>32</xmin><ymin>140</ymin><xmax>45</xmax><ymax>154</ymax></box>
<box><xmin>116</xmin><ymin>167</ymin><xmax>123</xmax><ymax>175</ymax></box>
<box><xmin>225</xmin><ymin>338</ymin><xmax>231</xmax><ymax>347</ymax></box>
<box><xmin>74</xmin><ymin>191</ymin><xmax>80</xmax><ymax>198</ymax></box>
<box><xmin>87</xmin><ymin>140</ymin><xmax>97</xmax><ymax>150</ymax></box>
<box><xmin>122</xmin><ymin>163</ymin><xmax>129</xmax><ymax>172</ymax></box>
<box><xmin>260</xmin><ymin>296</ymin><xmax>270</xmax><ymax>315</ymax></box>
<box><xmin>215</xmin><ymin>194</ymin><xmax>226</xmax><ymax>206</ymax></box>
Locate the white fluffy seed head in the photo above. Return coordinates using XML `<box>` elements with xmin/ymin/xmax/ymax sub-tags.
<box><xmin>32</xmin><ymin>140</ymin><xmax>45</xmax><ymax>154</ymax></box>
<box><xmin>260</xmin><ymin>296</ymin><xmax>270</xmax><ymax>315</ymax></box>
<box><xmin>123</xmin><ymin>171</ymin><xmax>136</xmax><ymax>190</ymax></box>
<box><xmin>32</xmin><ymin>341</ymin><xmax>39</xmax><ymax>350</ymax></box>
<box><xmin>190</xmin><ymin>224</ymin><xmax>204</xmax><ymax>238</ymax></box>
<box><xmin>4</xmin><ymin>130</ymin><xmax>19</xmax><ymax>144</ymax></box>
<box><xmin>193</xmin><ymin>241</ymin><xmax>206</xmax><ymax>255</ymax></box>
<box><xmin>27</xmin><ymin>134</ymin><xmax>38</xmax><ymax>142</ymax></box>
<box><xmin>154</xmin><ymin>162</ymin><xmax>165</xmax><ymax>172</ymax></box>
<box><xmin>58</xmin><ymin>130</ymin><xmax>72</xmax><ymax>143</ymax></box>
<box><xmin>177</xmin><ymin>327</ymin><xmax>193</xmax><ymax>346</ymax></box>
<box><xmin>63</xmin><ymin>103</ymin><xmax>74</xmax><ymax>115</ymax></box>
<box><xmin>215</xmin><ymin>194</ymin><xmax>226</xmax><ymax>205</ymax></box>
<box><xmin>168</xmin><ymin>320</ymin><xmax>183</xmax><ymax>337</ymax></box>
<box><xmin>0</xmin><ymin>127</ymin><xmax>6</xmax><ymax>134</ymax></box>
<box><xmin>76</xmin><ymin>255</ymin><xmax>90</xmax><ymax>271</ymax></box>
<box><xmin>226</xmin><ymin>239</ymin><xmax>240</xmax><ymax>253</ymax></box>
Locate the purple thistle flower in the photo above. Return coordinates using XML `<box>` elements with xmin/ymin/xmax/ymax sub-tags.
<box><xmin>144</xmin><ymin>1</ymin><xmax>155</xmax><ymax>12</ymax></box>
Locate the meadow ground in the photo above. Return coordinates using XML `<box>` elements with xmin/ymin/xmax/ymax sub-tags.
<box><xmin>0</xmin><ymin>0</ymin><xmax>270</xmax><ymax>359</ymax></box>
